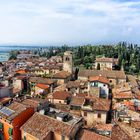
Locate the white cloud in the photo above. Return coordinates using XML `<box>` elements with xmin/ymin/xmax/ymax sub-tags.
<box><xmin>0</xmin><ymin>0</ymin><xmax>140</xmax><ymax>45</ymax></box>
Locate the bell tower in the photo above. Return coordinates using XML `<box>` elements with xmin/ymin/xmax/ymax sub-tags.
<box><xmin>63</xmin><ymin>51</ymin><xmax>73</xmax><ymax>74</ymax></box>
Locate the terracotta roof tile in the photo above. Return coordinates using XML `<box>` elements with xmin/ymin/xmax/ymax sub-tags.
<box><xmin>95</xmin><ymin>57</ymin><xmax>118</xmax><ymax>63</ymax></box>
<box><xmin>52</xmin><ymin>91</ymin><xmax>70</xmax><ymax>100</ymax></box>
<box><xmin>21</xmin><ymin>112</ymin><xmax>77</xmax><ymax>139</ymax></box>
<box><xmin>16</xmin><ymin>69</ymin><xmax>27</xmax><ymax>74</ymax></box>
<box><xmin>131</xmin><ymin>121</ymin><xmax>140</xmax><ymax>129</ymax></box>
<box><xmin>66</xmin><ymin>80</ymin><xmax>87</xmax><ymax>88</ymax></box>
<box><xmin>78</xmin><ymin>70</ymin><xmax>126</xmax><ymax>79</ymax></box>
<box><xmin>21</xmin><ymin>98</ymin><xmax>48</xmax><ymax>109</ymax></box>
<box><xmin>70</xmin><ymin>96</ymin><xmax>85</xmax><ymax>106</ymax></box>
<box><xmin>95</xmin><ymin>124</ymin><xmax>113</xmax><ymax>131</ymax></box>
<box><xmin>29</xmin><ymin>77</ymin><xmax>56</xmax><ymax>85</ymax></box>
<box><xmin>79</xmin><ymin>129</ymin><xmax>110</xmax><ymax>140</ymax></box>
<box><xmin>92</xmin><ymin>98</ymin><xmax>111</xmax><ymax>111</ymax></box>
<box><xmin>85</xmin><ymin>96</ymin><xmax>111</xmax><ymax>111</ymax></box>
<box><xmin>52</xmin><ymin>71</ymin><xmax>71</xmax><ymax>79</ymax></box>
<box><xmin>0</xmin><ymin>102</ymin><xmax>30</xmax><ymax>121</ymax></box>
<box><xmin>113</xmin><ymin>91</ymin><xmax>133</xmax><ymax>99</ymax></box>
<box><xmin>36</xmin><ymin>83</ymin><xmax>49</xmax><ymax>89</ymax></box>
<box><xmin>89</xmin><ymin>76</ymin><xmax>109</xmax><ymax>84</ymax></box>
<box><xmin>112</xmin><ymin>122</ymin><xmax>140</xmax><ymax>140</ymax></box>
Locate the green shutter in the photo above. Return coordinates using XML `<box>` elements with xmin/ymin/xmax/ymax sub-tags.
<box><xmin>23</xmin><ymin>136</ymin><xmax>26</xmax><ymax>140</ymax></box>
<box><xmin>8</xmin><ymin>128</ymin><xmax>13</xmax><ymax>136</ymax></box>
<box><xmin>9</xmin><ymin>138</ymin><xmax>12</xmax><ymax>140</ymax></box>
<box><xmin>0</xmin><ymin>122</ymin><xmax>3</xmax><ymax>129</ymax></box>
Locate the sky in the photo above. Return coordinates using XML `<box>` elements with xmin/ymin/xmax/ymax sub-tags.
<box><xmin>0</xmin><ymin>0</ymin><xmax>140</xmax><ymax>46</ymax></box>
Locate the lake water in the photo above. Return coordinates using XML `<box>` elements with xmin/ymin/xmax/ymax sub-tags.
<box><xmin>0</xmin><ymin>46</ymin><xmax>42</xmax><ymax>62</ymax></box>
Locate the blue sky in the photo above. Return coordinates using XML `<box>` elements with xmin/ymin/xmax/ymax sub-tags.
<box><xmin>0</xmin><ymin>0</ymin><xmax>140</xmax><ymax>45</ymax></box>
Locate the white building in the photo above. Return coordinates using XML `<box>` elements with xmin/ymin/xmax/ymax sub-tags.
<box><xmin>88</xmin><ymin>76</ymin><xmax>109</xmax><ymax>99</ymax></box>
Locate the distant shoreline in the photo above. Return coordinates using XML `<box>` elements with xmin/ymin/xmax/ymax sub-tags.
<box><xmin>0</xmin><ymin>46</ymin><xmax>39</xmax><ymax>62</ymax></box>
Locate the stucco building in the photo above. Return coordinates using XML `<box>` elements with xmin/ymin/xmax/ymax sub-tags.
<box><xmin>95</xmin><ymin>57</ymin><xmax>118</xmax><ymax>70</ymax></box>
<box><xmin>21</xmin><ymin>112</ymin><xmax>83</xmax><ymax>140</ymax></box>
<box><xmin>88</xmin><ymin>76</ymin><xmax>109</xmax><ymax>99</ymax></box>
<box><xmin>78</xmin><ymin>69</ymin><xmax>126</xmax><ymax>86</ymax></box>
<box><xmin>0</xmin><ymin>102</ymin><xmax>34</xmax><ymax>140</ymax></box>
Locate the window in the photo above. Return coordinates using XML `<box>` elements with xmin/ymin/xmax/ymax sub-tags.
<box><xmin>98</xmin><ymin>113</ymin><xmax>101</xmax><ymax>118</ymax></box>
<box><xmin>103</xmin><ymin>84</ymin><xmax>106</xmax><ymax>87</ymax></box>
<box><xmin>85</xmin><ymin>120</ymin><xmax>87</xmax><ymax>125</ymax></box>
<box><xmin>65</xmin><ymin>57</ymin><xmax>69</xmax><ymax>61</ymax></box>
<box><xmin>23</xmin><ymin>133</ymin><xmax>26</xmax><ymax>140</ymax></box>
<box><xmin>110</xmin><ymin>80</ymin><xmax>112</xmax><ymax>83</ymax></box>
<box><xmin>59</xmin><ymin>101</ymin><xmax>61</xmax><ymax>104</ymax></box>
<box><xmin>84</xmin><ymin>111</ymin><xmax>87</xmax><ymax>116</ymax></box>
<box><xmin>94</xmin><ymin>82</ymin><xmax>98</xmax><ymax>87</ymax></box>
<box><xmin>61</xmin><ymin>135</ymin><xmax>65</xmax><ymax>140</ymax></box>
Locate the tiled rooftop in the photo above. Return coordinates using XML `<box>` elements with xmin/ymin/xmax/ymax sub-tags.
<box><xmin>52</xmin><ymin>70</ymin><xmax>71</xmax><ymax>79</ymax></box>
<box><xmin>113</xmin><ymin>91</ymin><xmax>133</xmax><ymax>99</ymax></box>
<box><xmin>112</xmin><ymin>122</ymin><xmax>140</xmax><ymax>140</ymax></box>
<box><xmin>21</xmin><ymin>98</ymin><xmax>48</xmax><ymax>109</ymax></box>
<box><xmin>95</xmin><ymin>57</ymin><xmax>118</xmax><ymax>63</ymax></box>
<box><xmin>70</xmin><ymin>96</ymin><xmax>85</xmax><ymax>106</ymax></box>
<box><xmin>0</xmin><ymin>102</ymin><xmax>29</xmax><ymax>121</ymax></box>
<box><xmin>78</xmin><ymin>70</ymin><xmax>126</xmax><ymax>79</ymax></box>
<box><xmin>78</xmin><ymin>129</ymin><xmax>110</xmax><ymax>140</ymax></box>
<box><xmin>52</xmin><ymin>91</ymin><xmax>70</xmax><ymax>100</ymax></box>
<box><xmin>21</xmin><ymin>112</ymin><xmax>82</xmax><ymax>139</ymax></box>
<box><xmin>66</xmin><ymin>80</ymin><xmax>87</xmax><ymax>88</ymax></box>
<box><xmin>36</xmin><ymin>83</ymin><xmax>49</xmax><ymax>89</ymax></box>
<box><xmin>29</xmin><ymin>77</ymin><xmax>56</xmax><ymax>85</ymax></box>
<box><xmin>84</xmin><ymin>96</ymin><xmax>111</xmax><ymax>111</ymax></box>
<box><xmin>89</xmin><ymin>76</ymin><xmax>109</xmax><ymax>84</ymax></box>
<box><xmin>94</xmin><ymin>124</ymin><xmax>113</xmax><ymax>132</ymax></box>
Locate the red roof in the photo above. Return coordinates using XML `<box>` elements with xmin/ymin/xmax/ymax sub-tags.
<box><xmin>89</xmin><ymin>76</ymin><xmax>109</xmax><ymax>84</ymax></box>
<box><xmin>16</xmin><ymin>69</ymin><xmax>26</xmax><ymax>74</ymax></box>
<box><xmin>53</xmin><ymin>91</ymin><xmax>70</xmax><ymax>100</ymax></box>
<box><xmin>36</xmin><ymin>84</ymin><xmax>49</xmax><ymax>89</ymax></box>
<box><xmin>76</xmin><ymin>93</ymin><xmax>88</xmax><ymax>98</ymax></box>
<box><xmin>113</xmin><ymin>91</ymin><xmax>133</xmax><ymax>99</ymax></box>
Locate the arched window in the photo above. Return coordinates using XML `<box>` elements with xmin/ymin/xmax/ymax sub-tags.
<box><xmin>66</xmin><ymin>57</ymin><xmax>70</xmax><ymax>61</ymax></box>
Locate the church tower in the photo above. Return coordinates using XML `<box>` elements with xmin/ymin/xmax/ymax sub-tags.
<box><xmin>63</xmin><ymin>51</ymin><xmax>73</xmax><ymax>74</ymax></box>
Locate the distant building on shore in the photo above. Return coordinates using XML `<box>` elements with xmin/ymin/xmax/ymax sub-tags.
<box><xmin>17</xmin><ymin>54</ymin><xmax>39</xmax><ymax>60</ymax></box>
<box><xmin>95</xmin><ymin>57</ymin><xmax>118</xmax><ymax>70</ymax></box>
